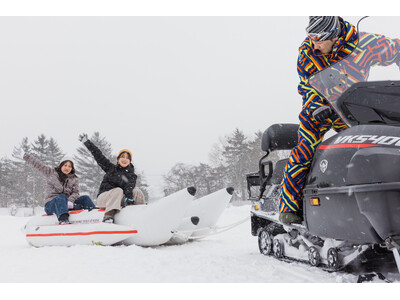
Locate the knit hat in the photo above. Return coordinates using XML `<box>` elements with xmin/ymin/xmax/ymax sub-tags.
<box><xmin>117</xmin><ymin>149</ymin><xmax>132</xmax><ymax>161</ymax></box>
<box><xmin>306</xmin><ymin>16</ymin><xmax>341</xmax><ymax>41</ymax></box>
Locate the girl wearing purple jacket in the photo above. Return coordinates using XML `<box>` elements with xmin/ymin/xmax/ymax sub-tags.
<box><xmin>19</xmin><ymin>150</ymin><xmax>95</xmax><ymax>224</ymax></box>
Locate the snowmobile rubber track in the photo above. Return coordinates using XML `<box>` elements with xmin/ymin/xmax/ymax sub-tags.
<box><xmin>262</xmin><ymin>245</ymin><xmax>393</xmax><ymax>282</ymax></box>
<box><xmin>256</xmin><ymin>217</ymin><xmax>398</xmax><ymax>282</ymax></box>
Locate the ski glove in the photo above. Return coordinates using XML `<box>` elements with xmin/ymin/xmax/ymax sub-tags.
<box><xmin>78</xmin><ymin>133</ymin><xmax>89</xmax><ymax>143</ymax></box>
<box><xmin>73</xmin><ymin>203</ymin><xmax>83</xmax><ymax>210</ymax></box>
<box><xmin>312</xmin><ymin>106</ymin><xmax>336</xmax><ymax>123</ymax></box>
<box><xmin>124</xmin><ymin>197</ymin><xmax>135</xmax><ymax>206</ymax></box>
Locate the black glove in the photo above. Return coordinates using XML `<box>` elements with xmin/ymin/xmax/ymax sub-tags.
<box><xmin>78</xmin><ymin>133</ymin><xmax>89</xmax><ymax>143</ymax></box>
<box><xmin>312</xmin><ymin>106</ymin><xmax>336</xmax><ymax>122</ymax></box>
<box><xmin>73</xmin><ymin>203</ymin><xmax>83</xmax><ymax>210</ymax></box>
<box><xmin>124</xmin><ymin>197</ymin><xmax>135</xmax><ymax>206</ymax></box>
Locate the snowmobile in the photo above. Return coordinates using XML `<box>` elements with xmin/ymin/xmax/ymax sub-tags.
<box><xmin>24</xmin><ymin>187</ymin><xmax>234</xmax><ymax>247</ymax></box>
<box><xmin>247</xmin><ymin>17</ymin><xmax>400</xmax><ymax>276</ymax></box>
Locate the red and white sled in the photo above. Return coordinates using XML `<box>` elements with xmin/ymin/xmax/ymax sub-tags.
<box><xmin>24</xmin><ymin>187</ymin><xmax>196</xmax><ymax>247</ymax></box>
<box><xmin>24</xmin><ymin>187</ymin><xmax>236</xmax><ymax>247</ymax></box>
<box><xmin>25</xmin><ymin>221</ymin><xmax>137</xmax><ymax>247</ymax></box>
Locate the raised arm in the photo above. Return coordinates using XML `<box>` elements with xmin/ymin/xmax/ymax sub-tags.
<box><xmin>23</xmin><ymin>153</ymin><xmax>54</xmax><ymax>177</ymax></box>
<box><xmin>79</xmin><ymin>133</ymin><xmax>114</xmax><ymax>173</ymax></box>
<box><xmin>358</xmin><ymin>32</ymin><xmax>400</xmax><ymax>69</ymax></box>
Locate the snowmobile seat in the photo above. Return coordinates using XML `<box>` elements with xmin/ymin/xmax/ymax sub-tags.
<box><xmin>270</xmin><ymin>159</ymin><xmax>288</xmax><ymax>185</ymax></box>
<box><xmin>261</xmin><ymin>123</ymin><xmax>299</xmax><ymax>152</ymax></box>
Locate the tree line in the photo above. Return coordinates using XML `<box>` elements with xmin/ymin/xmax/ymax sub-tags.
<box><xmin>1</xmin><ymin>128</ymin><xmax>288</xmax><ymax>208</ymax></box>
<box><xmin>163</xmin><ymin>128</ymin><xmax>288</xmax><ymax>201</ymax></box>
<box><xmin>0</xmin><ymin>132</ymin><xmax>149</xmax><ymax>208</ymax></box>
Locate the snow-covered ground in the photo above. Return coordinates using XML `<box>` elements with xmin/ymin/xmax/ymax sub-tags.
<box><xmin>1</xmin><ymin>204</ymin><xmax>399</xmax><ymax>298</ymax></box>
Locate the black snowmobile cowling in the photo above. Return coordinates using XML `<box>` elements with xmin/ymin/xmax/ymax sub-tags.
<box><xmin>302</xmin><ymin>78</ymin><xmax>400</xmax><ymax>245</ymax></box>
<box><xmin>305</xmin><ymin>123</ymin><xmax>400</xmax><ymax>245</ymax></box>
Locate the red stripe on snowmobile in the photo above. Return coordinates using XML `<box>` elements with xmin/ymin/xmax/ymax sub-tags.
<box><xmin>26</xmin><ymin>230</ymin><xmax>138</xmax><ymax>237</ymax></box>
<box><xmin>319</xmin><ymin>144</ymin><xmax>380</xmax><ymax>149</ymax></box>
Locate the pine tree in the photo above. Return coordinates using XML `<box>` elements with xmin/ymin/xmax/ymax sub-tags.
<box><xmin>222</xmin><ymin>128</ymin><xmax>252</xmax><ymax>201</ymax></box>
<box><xmin>29</xmin><ymin>134</ymin><xmax>53</xmax><ymax>206</ymax></box>
<box><xmin>31</xmin><ymin>134</ymin><xmax>49</xmax><ymax>161</ymax></box>
<box><xmin>247</xmin><ymin>131</ymin><xmax>264</xmax><ymax>171</ymax></box>
<box><xmin>135</xmin><ymin>171</ymin><xmax>150</xmax><ymax>201</ymax></box>
<box><xmin>11</xmin><ymin>137</ymin><xmax>36</xmax><ymax>207</ymax></box>
<box><xmin>47</xmin><ymin>138</ymin><xmax>65</xmax><ymax>167</ymax></box>
<box><xmin>0</xmin><ymin>158</ymin><xmax>13</xmax><ymax>207</ymax></box>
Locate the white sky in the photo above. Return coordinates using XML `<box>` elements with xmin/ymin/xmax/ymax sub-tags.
<box><xmin>0</xmin><ymin>1</ymin><xmax>398</xmax><ymax>197</ymax></box>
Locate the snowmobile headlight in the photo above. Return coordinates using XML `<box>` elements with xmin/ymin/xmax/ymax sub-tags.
<box><xmin>254</xmin><ymin>204</ymin><xmax>260</xmax><ymax>210</ymax></box>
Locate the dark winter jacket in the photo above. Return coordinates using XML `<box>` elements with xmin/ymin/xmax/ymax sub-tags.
<box><xmin>84</xmin><ymin>140</ymin><xmax>137</xmax><ymax>199</ymax></box>
<box><xmin>23</xmin><ymin>153</ymin><xmax>80</xmax><ymax>205</ymax></box>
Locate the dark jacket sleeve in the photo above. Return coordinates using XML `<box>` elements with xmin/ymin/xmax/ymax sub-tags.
<box><xmin>123</xmin><ymin>167</ymin><xmax>137</xmax><ymax>199</ymax></box>
<box><xmin>83</xmin><ymin>140</ymin><xmax>114</xmax><ymax>173</ymax></box>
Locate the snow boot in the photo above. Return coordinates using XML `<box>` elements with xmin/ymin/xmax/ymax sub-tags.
<box><xmin>58</xmin><ymin>213</ymin><xmax>71</xmax><ymax>225</ymax></box>
<box><xmin>103</xmin><ymin>216</ymin><xmax>114</xmax><ymax>223</ymax></box>
<box><xmin>102</xmin><ymin>209</ymin><xmax>118</xmax><ymax>223</ymax></box>
<box><xmin>279</xmin><ymin>212</ymin><xmax>302</xmax><ymax>225</ymax></box>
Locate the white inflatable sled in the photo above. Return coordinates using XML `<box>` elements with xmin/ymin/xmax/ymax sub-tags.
<box><xmin>25</xmin><ymin>222</ymin><xmax>136</xmax><ymax>247</ymax></box>
<box><xmin>24</xmin><ymin>187</ymin><xmax>196</xmax><ymax>247</ymax></box>
<box><xmin>167</xmin><ymin>187</ymin><xmax>234</xmax><ymax>244</ymax></box>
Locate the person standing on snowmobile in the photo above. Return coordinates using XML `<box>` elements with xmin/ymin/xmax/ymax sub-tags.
<box><xmin>17</xmin><ymin>150</ymin><xmax>95</xmax><ymax>224</ymax></box>
<box><xmin>279</xmin><ymin>16</ymin><xmax>400</xmax><ymax>224</ymax></box>
<box><xmin>79</xmin><ymin>133</ymin><xmax>145</xmax><ymax>223</ymax></box>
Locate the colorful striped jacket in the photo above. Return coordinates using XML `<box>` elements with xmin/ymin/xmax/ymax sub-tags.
<box><xmin>297</xmin><ymin>18</ymin><xmax>400</xmax><ymax>116</ymax></box>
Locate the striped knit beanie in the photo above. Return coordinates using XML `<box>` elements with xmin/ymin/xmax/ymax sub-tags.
<box><xmin>306</xmin><ymin>16</ymin><xmax>341</xmax><ymax>41</ymax></box>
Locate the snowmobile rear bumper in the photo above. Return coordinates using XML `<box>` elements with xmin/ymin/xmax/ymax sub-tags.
<box><xmin>304</xmin><ymin>182</ymin><xmax>400</xmax><ymax>244</ymax></box>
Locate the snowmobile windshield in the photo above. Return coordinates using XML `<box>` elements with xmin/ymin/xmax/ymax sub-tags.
<box><xmin>308</xmin><ymin>17</ymin><xmax>400</xmax><ymax>126</ymax></box>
